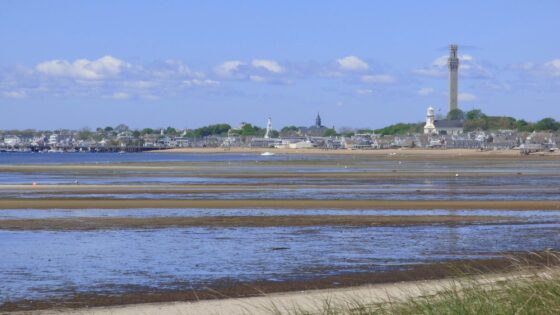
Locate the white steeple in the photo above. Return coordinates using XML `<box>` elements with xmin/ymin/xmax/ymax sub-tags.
<box><xmin>264</xmin><ymin>117</ymin><xmax>272</xmax><ymax>139</ymax></box>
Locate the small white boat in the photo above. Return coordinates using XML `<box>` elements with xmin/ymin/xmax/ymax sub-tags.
<box><xmin>260</xmin><ymin>151</ymin><xmax>275</xmax><ymax>156</ymax></box>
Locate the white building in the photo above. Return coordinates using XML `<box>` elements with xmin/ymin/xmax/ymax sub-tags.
<box><xmin>424</xmin><ymin>107</ymin><xmax>436</xmax><ymax>134</ymax></box>
<box><xmin>424</xmin><ymin>106</ymin><xmax>464</xmax><ymax>135</ymax></box>
<box><xmin>3</xmin><ymin>136</ymin><xmax>21</xmax><ymax>146</ymax></box>
<box><xmin>48</xmin><ymin>134</ymin><xmax>58</xmax><ymax>146</ymax></box>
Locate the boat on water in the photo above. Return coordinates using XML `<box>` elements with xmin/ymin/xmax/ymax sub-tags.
<box><xmin>260</xmin><ymin>151</ymin><xmax>275</xmax><ymax>156</ymax></box>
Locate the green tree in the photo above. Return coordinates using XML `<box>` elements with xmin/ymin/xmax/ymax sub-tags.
<box><xmin>323</xmin><ymin>128</ymin><xmax>337</xmax><ymax>137</ymax></box>
<box><xmin>77</xmin><ymin>128</ymin><xmax>93</xmax><ymax>140</ymax></box>
<box><xmin>534</xmin><ymin>118</ymin><xmax>559</xmax><ymax>131</ymax></box>
<box><xmin>115</xmin><ymin>124</ymin><xmax>129</xmax><ymax>133</ymax></box>
<box><xmin>374</xmin><ymin>123</ymin><xmax>424</xmax><ymax>135</ymax></box>
<box><xmin>239</xmin><ymin>123</ymin><xmax>262</xmax><ymax>136</ymax></box>
<box><xmin>165</xmin><ymin>127</ymin><xmax>178</xmax><ymax>135</ymax></box>
<box><xmin>515</xmin><ymin>119</ymin><xmax>532</xmax><ymax>132</ymax></box>
<box><xmin>281</xmin><ymin>126</ymin><xmax>299</xmax><ymax>132</ymax></box>
<box><xmin>447</xmin><ymin>109</ymin><xmax>465</xmax><ymax>120</ymax></box>
<box><xmin>141</xmin><ymin>128</ymin><xmax>154</xmax><ymax>135</ymax></box>
<box><xmin>192</xmin><ymin>124</ymin><xmax>231</xmax><ymax>137</ymax></box>
<box><xmin>465</xmin><ymin>109</ymin><xmax>485</xmax><ymax>120</ymax></box>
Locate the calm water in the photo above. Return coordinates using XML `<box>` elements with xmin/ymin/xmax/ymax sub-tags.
<box><xmin>2</xmin><ymin>223</ymin><xmax>560</xmax><ymax>303</ymax></box>
<box><xmin>0</xmin><ymin>152</ymin><xmax>321</xmax><ymax>164</ymax></box>
<box><xmin>1</xmin><ymin>152</ymin><xmax>560</xmax><ymax>305</ymax></box>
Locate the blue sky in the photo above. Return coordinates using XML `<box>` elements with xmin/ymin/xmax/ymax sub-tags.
<box><xmin>1</xmin><ymin>0</ymin><xmax>559</xmax><ymax>130</ymax></box>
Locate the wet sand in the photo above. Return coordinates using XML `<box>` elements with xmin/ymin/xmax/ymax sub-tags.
<box><xmin>1</xmin><ymin>198</ymin><xmax>560</xmax><ymax>210</ymax></box>
<box><xmin>3</xmin><ymin>252</ymin><xmax>557</xmax><ymax>313</ymax></box>
<box><xmin>0</xmin><ymin>214</ymin><xmax>513</xmax><ymax>230</ymax></box>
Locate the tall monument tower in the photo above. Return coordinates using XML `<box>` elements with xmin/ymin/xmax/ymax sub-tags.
<box><xmin>448</xmin><ymin>44</ymin><xmax>459</xmax><ymax>114</ymax></box>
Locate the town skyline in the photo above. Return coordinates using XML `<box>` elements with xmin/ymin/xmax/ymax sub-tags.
<box><xmin>1</xmin><ymin>1</ymin><xmax>560</xmax><ymax>130</ymax></box>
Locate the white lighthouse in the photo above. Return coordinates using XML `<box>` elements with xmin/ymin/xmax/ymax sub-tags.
<box><xmin>424</xmin><ymin>106</ymin><xmax>436</xmax><ymax>134</ymax></box>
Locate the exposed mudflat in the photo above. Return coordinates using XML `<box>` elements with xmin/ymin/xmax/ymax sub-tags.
<box><xmin>1</xmin><ymin>198</ymin><xmax>560</xmax><ymax>210</ymax></box>
<box><xmin>0</xmin><ymin>214</ymin><xmax>514</xmax><ymax>230</ymax></box>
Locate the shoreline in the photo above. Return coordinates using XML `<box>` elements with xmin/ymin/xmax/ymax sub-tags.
<box><xmin>159</xmin><ymin>147</ymin><xmax>560</xmax><ymax>158</ymax></box>
<box><xmin>3</xmin><ymin>252</ymin><xmax>557</xmax><ymax>313</ymax></box>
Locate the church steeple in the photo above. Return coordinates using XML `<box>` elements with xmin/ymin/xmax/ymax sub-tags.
<box><xmin>315</xmin><ymin>113</ymin><xmax>322</xmax><ymax>128</ymax></box>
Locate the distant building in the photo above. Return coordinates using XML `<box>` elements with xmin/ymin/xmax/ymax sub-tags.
<box><xmin>424</xmin><ymin>44</ymin><xmax>462</xmax><ymax>135</ymax></box>
<box><xmin>264</xmin><ymin>117</ymin><xmax>272</xmax><ymax>139</ymax></box>
<box><xmin>3</xmin><ymin>136</ymin><xmax>20</xmax><ymax>146</ymax></box>
<box><xmin>48</xmin><ymin>134</ymin><xmax>58</xmax><ymax>146</ymax></box>
<box><xmin>315</xmin><ymin>113</ymin><xmax>322</xmax><ymax>128</ymax></box>
<box><xmin>433</xmin><ymin>119</ymin><xmax>464</xmax><ymax>135</ymax></box>
<box><xmin>424</xmin><ymin>106</ymin><xmax>463</xmax><ymax>135</ymax></box>
<box><xmin>424</xmin><ymin>107</ymin><xmax>436</xmax><ymax>134</ymax></box>
<box><xmin>300</xmin><ymin>113</ymin><xmax>328</xmax><ymax>136</ymax></box>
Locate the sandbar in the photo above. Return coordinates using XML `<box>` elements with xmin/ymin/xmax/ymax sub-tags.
<box><xmin>1</xmin><ymin>198</ymin><xmax>559</xmax><ymax>210</ymax></box>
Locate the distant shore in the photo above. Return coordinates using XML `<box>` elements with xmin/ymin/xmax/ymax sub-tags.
<box><xmin>160</xmin><ymin>147</ymin><xmax>560</xmax><ymax>158</ymax></box>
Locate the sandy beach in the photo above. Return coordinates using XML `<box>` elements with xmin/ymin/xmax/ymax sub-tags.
<box><xmin>10</xmin><ymin>266</ymin><xmax>558</xmax><ymax>315</ymax></box>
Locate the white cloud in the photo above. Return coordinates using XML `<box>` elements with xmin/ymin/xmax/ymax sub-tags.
<box><xmin>112</xmin><ymin>92</ymin><xmax>129</xmax><ymax>100</ymax></box>
<box><xmin>36</xmin><ymin>55</ymin><xmax>127</xmax><ymax>80</ymax></box>
<box><xmin>214</xmin><ymin>60</ymin><xmax>244</xmax><ymax>78</ymax></box>
<box><xmin>123</xmin><ymin>80</ymin><xmax>158</xmax><ymax>89</ymax></box>
<box><xmin>251</xmin><ymin>59</ymin><xmax>283</xmax><ymax>73</ymax></box>
<box><xmin>150</xmin><ymin>59</ymin><xmax>192</xmax><ymax>78</ymax></box>
<box><xmin>544</xmin><ymin>59</ymin><xmax>560</xmax><ymax>76</ymax></box>
<box><xmin>2</xmin><ymin>90</ymin><xmax>27</xmax><ymax>98</ymax></box>
<box><xmin>337</xmin><ymin>56</ymin><xmax>369</xmax><ymax>71</ymax></box>
<box><xmin>355</xmin><ymin>88</ymin><xmax>373</xmax><ymax>95</ymax></box>
<box><xmin>249</xmin><ymin>75</ymin><xmax>266</xmax><ymax>83</ymax></box>
<box><xmin>511</xmin><ymin>59</ymin><xmax>560</xmax><ymax>78</ymax></box>
<box><xmin>458</xmin><ymin>92</ymin><xmax>477</xmax><ymax>102</ymax></box>
<box><xmin>413</xmin><ymin>68</ymin><xmax>444</xmax><ymax>77</ymax></box>
<box><xmin>183</xmin><ymin>79</ymin><xmax>220</xmax><ymax>87</ymax></box>
<box><xmin>361</xmin><ymin>74</ymin><xmax>396</xmax><ymax>84</ymax></box>
<box><xmin>417</xmin><ymin>87</ymin><xmax>434</xmax><ymax>96</ymax></box>
<box><xmin>414</xmin><ymin>54</ymin><xmax>490</xmax><ymax>78</ymax></box>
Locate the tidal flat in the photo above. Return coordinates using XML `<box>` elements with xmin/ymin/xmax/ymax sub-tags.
<box><xmin>0</xmin><ymin>151</ymin><xmax>559</xmax><ymax>311</ymax></box>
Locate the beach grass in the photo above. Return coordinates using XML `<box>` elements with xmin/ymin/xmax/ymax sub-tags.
<box><xmin>267</xmin><ymin>251</ymin><xmax>560</xmax><ymax>315</ymax></box>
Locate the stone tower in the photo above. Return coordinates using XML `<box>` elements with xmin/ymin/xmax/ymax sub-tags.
<box><xmin>448</xmin><ymin>44</ymin><xmax>459</xmax><ymax>114</ymax></box>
